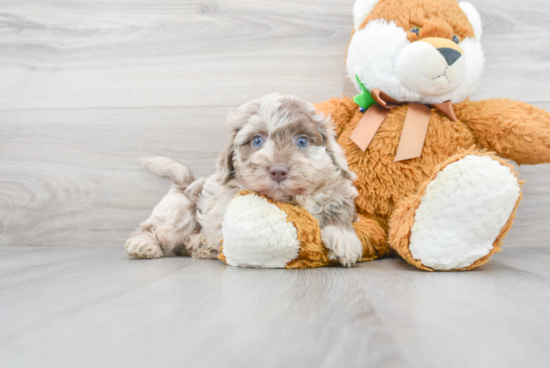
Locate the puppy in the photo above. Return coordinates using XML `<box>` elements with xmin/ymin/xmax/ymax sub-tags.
<box><xmin>125</xmin><ymin>93</ymin><xmax>363</xmax><ymax>266</ymax></box>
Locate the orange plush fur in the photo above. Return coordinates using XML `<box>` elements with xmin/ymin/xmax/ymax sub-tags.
<box><xmin>358</xmin><ymin>0</ymin><xmax>475</xmax><ymax>41</ymax></box>
<box><xmin>315</xmin><ymin>0</ymin><xmax>550</xmax><ymax>270</ymax></box>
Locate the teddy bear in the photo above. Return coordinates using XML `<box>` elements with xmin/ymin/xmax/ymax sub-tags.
<box><xmin>312</xmin><ymin>0</ymin><xmax>550</xmax><ymax>271</ymax></box>
<box><xmin>220</xmin><ymin>0</ymin><xmax>550</xmax><ymax>271</ymax></box>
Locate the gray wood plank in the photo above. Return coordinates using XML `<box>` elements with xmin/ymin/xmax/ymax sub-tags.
<box><xmin>0</xmin><ymin>107</ymin><xmax>229</xmax><ymax>247</ymax></box>
<box><xmin>1</xmin><ymin>105</ymin><xmax>549</xmax><ymax>249</ymax></box>
<box><xmin>0</xmin><ymin>246</ymin><xmax>549</xmax><ymax>368</ymax></box>
<box><xmin>0</xmin><ymin>0</ymin><xmax>549</xmax><ymax>110</ymax></box>
<box><xmin>0</xmin><ymin>0</ymin><xmax>357</xmax><ymax>109</ymax></box>
<box><xmin>507</xmin><ymin>162</ymin><xmax>550</xmax><ymax>246</ymax></box>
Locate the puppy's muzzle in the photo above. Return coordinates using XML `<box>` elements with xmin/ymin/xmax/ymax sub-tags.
<box><xmin>269</xmin><ymin>164</ymin><xmax>289</xmax><ymax>183</ymax></box>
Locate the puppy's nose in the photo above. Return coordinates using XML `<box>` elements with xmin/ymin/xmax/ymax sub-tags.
<box><xmin>269</xmin><ymin>164</ymin><xmax>289</xmax><ymax>183</ymax></box>
<box><xmin>438</xmin><ymin>48</ymin><xmax>461</xmax><ymax>66</ymax></box>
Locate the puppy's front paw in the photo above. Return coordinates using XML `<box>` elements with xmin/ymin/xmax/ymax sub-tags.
<box><xmin>321</xmin><ymin>225</ymin><xmax>362</xmax><ymax>267</ymax></box>
<box><xmin>192</xmin><ymin>245</ymin><xmax>220</xmax><ymax>259</ymax></box>
<box><xmin>189</xmin><ymin>233</ymin><xmax>220</xmax><ymax>259</ymax></box>
<box><xmin>125</xmin><ymin>233</ymin><xmax>163</xmax><ymax>259</ymax></box>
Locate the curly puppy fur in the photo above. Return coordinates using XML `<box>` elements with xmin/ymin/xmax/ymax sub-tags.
<box><xmin>125</xmin><ymin>94</ymin><xmax>362</xmax><ymax>266</ymax></box>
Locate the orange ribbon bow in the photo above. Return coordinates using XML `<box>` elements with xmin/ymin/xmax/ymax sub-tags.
<box><xmin>350</xmin><ymin>89</ymin><xmax>458</xmax><ymax>162</ymax></box>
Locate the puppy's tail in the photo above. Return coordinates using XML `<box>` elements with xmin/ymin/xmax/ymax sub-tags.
<box><xmin>139</xmin><ymin>156</ymin><xmax>195</xmax><ymax>187</ymax></box>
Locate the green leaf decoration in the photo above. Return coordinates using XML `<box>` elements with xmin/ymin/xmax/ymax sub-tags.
<box><xmin>353</xmin><ymin>75</ymin><xmax>376</xmax><ymax>111</ymax></box>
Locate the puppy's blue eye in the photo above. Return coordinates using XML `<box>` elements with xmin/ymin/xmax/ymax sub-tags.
<box><xmin>452</xmin><ymin>35</ymin><xmax>460</xmax><ymax>44</ymax></box>
<box><xmin>252</xmin><ymin>136</ymin><xmax>264</xmax><ymax>147</ymax></box>
<box><xmin>296</xmin><ymin>137</ymin><xmax>309</xmax><ymax>148</ymax></box>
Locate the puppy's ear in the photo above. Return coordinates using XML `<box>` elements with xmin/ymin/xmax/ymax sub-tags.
<box><xmin>313</xmin><ymin>111</ymin><xmax>357</xmax><ymax>182</ymax></box>
<box><xmin>215</xmin><ymin>132</ymin><xmax>236</xmax><ymax>184</ymax></box>
<box><xmin>216</xmin><ymin>102</ymin><xmax>255</xmax><ymax>184</ymax></box>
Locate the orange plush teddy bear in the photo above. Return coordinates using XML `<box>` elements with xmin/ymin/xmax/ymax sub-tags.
<box><xmin>312</xmin><ymin>0</ymin><xmax>550</xmax><ymax>271</ymax></box>
<box><xmin>219</xmin><ymin>0</ymin><xmax>550</xmax><ymax>271</ymax></box>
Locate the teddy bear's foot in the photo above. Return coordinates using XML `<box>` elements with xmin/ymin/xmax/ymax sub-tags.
<box><xmin>390</xmin><ymin>151</ymin><xmax>522</xmax><ymax>271</ymax></box>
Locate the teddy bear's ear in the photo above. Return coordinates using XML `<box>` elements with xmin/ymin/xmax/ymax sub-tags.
<box><xmin>459</xmin><ymin>2</ymin><xmax>483</xmax><ymax>40</ymax></box>
<box><xmin>353</xmin><ymin>0</ymin><xmax>380</xmax><ymax>31</ymax></box>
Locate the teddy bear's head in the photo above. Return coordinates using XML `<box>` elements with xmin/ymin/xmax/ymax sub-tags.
<box><xmin>348</xmin><ymin>0</ymin><xmax>484</xmax><ymax>104</ymax></box>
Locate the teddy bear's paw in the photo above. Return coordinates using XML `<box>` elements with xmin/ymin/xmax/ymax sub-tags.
<box><xmin>408</xmin><ymin>155</ymin><xmax>521</xmax><ymax>271</ymax></box>
<box><xmin>125</xmin><ymin>233</ymin><xmax>163</xmax><ymax>259</ymax></box>
<box><xmin>322</xmin><ymin>225</ymin><xmax>363</xmax><ymax>267</ymax></box>
<box><xmin>222</xmin><ymin>193</ymin><xmax>302</xmax><ymax>268</ymax></box>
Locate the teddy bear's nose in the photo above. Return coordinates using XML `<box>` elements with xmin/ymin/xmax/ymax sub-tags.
<box><xmin>418</xmin><ymin>37</ymin><xmax>464</xmax><ymax>67</ymax></box>
<box><xmin>438</xmin><ymin>48</ymin><xmax>462</xmax><ymax>66</ymax></box>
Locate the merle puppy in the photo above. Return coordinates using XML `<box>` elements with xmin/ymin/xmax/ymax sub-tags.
<box><xmin>125</xmin><ymin>93</ymin><xmax>362</xmax><ymax>266</ymax></box>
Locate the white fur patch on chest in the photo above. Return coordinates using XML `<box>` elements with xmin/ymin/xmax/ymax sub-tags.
<box><xmin>408</xmin><ymin>155</ymin><xmax>520</xmax><ymax>271</ymax></box>
<box><xmin>222</xmin><ymin>193</ymin><xmax>301</xmax><ymax>268</ymax></box>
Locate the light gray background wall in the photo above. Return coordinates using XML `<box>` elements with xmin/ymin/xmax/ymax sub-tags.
<box><xmin>1</xmin><ymin>0</ymin><xmax>549</xmax><ymax>248</ymax></box>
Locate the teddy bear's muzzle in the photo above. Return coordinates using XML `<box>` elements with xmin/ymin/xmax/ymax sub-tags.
<box><xmin>396</xmin><ymin>37</ymin><xmax>466</xmax><ymax>97</ymax></box>
<box><xmin>420</xmin><ymin>37</ymin><xmax>464</xmax><ymax>63</ymax></box>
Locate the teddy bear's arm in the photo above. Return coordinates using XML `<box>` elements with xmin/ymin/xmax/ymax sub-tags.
<box><xmin>456</xmin><ymin>99</ymin><xmax>550</xmax><ymax>165</ymax></box>
<box><xmin>314</xmin><ymin>97</ymin><xmax>357</xmax><ymax>136</ymax></box>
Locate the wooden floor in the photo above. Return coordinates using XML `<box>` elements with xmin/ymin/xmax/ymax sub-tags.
<box><xmin>1</xmin><ymin>246</ymin><xmax>550</xmax><ymax>368</ymax></box>
<box><xmin>1</xmin><ymin>0</ymin><xmax>550</xmax><ymax>367</ymax></box>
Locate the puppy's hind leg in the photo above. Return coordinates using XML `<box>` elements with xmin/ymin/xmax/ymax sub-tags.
<box><xmin>125</xmin><ymin>156</ymin><xmax>205</xmax><ymax>259</ymax></box>
<box><xmin>125</xmin><ymin>178</ymin><xmax>206</xmax><ymax>259</ymax></box>
<box><xmin>125</xmin><ymin>231</ymin><xmax>163</xmax><ymax>259</ymax></box>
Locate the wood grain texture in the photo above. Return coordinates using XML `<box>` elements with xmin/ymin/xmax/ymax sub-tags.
<box><xmin>0</xmin><ymin>0</ymin><xmax>550</xmax><ymax>249</ymax></box>
<box><xmin>1</xmin><ymin>106</ymin><xmax>549</xmax><ymax>248</ymax></box>
<box><xmin>0</xmin><ymin>107</ymin><xmax>230</xmax><ymax>246</ymax></box>
<box><xmin>0</xmin><ymin>0</ymin><xmax>549</xmax><ymax>110</ymax></box>
<box><xmin>1</xmin><ymin>246</ymin><xmax>549</xmax><ymax>368</ymax></box>
<box><xmin>0</xmin><ymin>0</ymin><xmax>357</xmax><ymax>109</ymax></box>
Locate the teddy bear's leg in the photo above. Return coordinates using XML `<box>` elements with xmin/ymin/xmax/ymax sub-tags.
<box><xmin>353</xmin><ymin>215</ymin><xmax>391</xmax><ymax>261</ymax></box>
<box><xmin>389</xmin><ymin>150</ymin><xmax>522</xmax><ymax>271</ymax></box>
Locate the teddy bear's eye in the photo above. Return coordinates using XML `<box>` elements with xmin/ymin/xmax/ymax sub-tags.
<box><xmin>452</xmin><ymin>35</ymin><xmax>460</xmax><ymax>44</ymax></box>
<box><xmin>409</xmin><ymin>26</ymin><xmax>421</xmax><ymax>35</ymax></box>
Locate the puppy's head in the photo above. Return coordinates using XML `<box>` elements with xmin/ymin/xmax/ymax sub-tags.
<box><xmin>216</xmin><ymin>94</ymin><xmax>355</xmax><ymax>202</ymax></box>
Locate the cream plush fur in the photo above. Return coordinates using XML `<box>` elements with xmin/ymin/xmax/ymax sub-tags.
<box><xmin>409</xmin><ymin>155</ymin><xmax>521</xmax><ymax>270</ymax></box>
<box><xmin>222</xmin><ymin>194</ymin><xmax>301</xmax><ymax>268</ymax></box>
<box><xmin>458</xmin><ymin>2</ymin><xmax>482</xmax><ymax>39</ymax></box>
<box><xmin>353</xmin><ymin>0</ymin><xmax>380</xmax><ymax>30</ymax></box>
